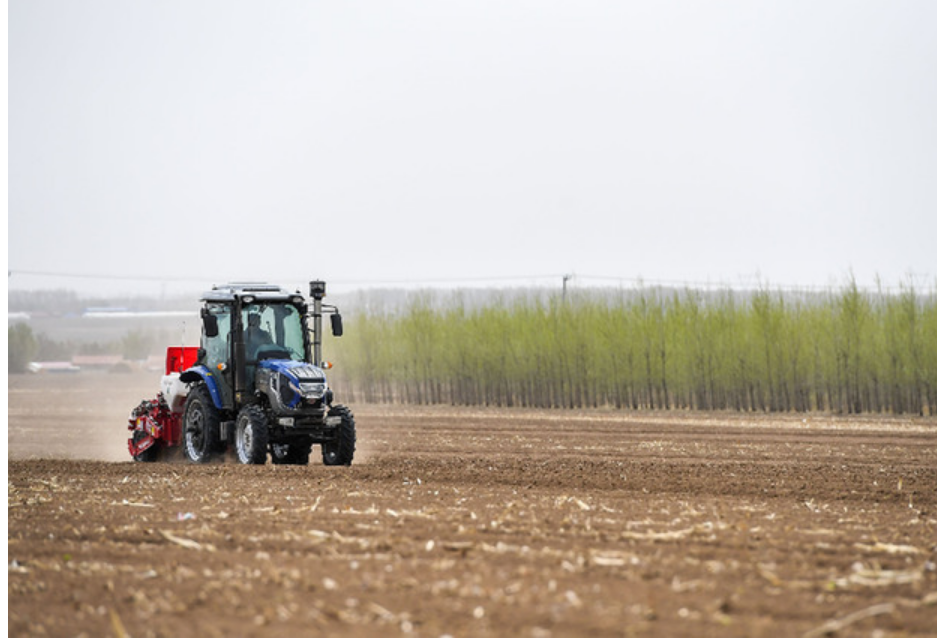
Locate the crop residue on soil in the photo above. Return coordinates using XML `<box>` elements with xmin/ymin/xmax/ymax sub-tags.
<box><xmin>8</xmin><ymin>373</ymin><xmax>937</xmax><ymax>637</ymax></box>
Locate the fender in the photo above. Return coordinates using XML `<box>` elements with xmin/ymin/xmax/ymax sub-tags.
<box><xmin>179</xmin><ymin>365</ymin><xmax>224</xmax><ymax>409</ymax></box>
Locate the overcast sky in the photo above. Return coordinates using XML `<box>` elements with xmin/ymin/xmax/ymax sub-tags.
<box><xmin>8</xmin><ymin>1</ymin><xmax>937</xmax><ymax>296</ymax></box>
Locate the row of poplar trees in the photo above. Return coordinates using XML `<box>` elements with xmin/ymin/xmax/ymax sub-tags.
<box><xmin>327</xmin><ymin>282</ymin><xmax>937</xmax><ymax>415</ymax></box>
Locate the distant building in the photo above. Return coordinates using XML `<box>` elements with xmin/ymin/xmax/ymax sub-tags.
<box><xmin>71</xmin><ymin>355</ymin><xmax>126</xmax><ymax>370</ymax></box>
<box><xmin>28</xmin><ymin>361</ymin><xmax>81</xmax><ymax>373</ymax></box>
<box><xmin>82</xmin><ymin>307</ymin><xmax>131</xmax><ymax>316</ymax></box>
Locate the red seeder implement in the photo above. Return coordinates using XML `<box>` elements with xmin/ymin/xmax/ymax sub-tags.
<box><xmin>127</xmin><ymin>346</ymin><xmax>198</xmax><ymax>461</ymax></box>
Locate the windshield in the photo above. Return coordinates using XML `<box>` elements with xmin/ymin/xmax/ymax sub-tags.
<box><xmin>243</xmin><ymin>303</ymin><xmax>306</xmax><ymax>362</ymax></box>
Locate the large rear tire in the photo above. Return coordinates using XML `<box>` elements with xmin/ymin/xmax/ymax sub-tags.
<box><xmin>322</xmin><ymin>405</ymin><xmax>356</xmax><ymax>466</ymax></box>
<box><xmin>235</xmin><ymin>405</ymin><xmax>269</xmax><ymax>465</ymax></box>
<box><xmin>182</xmin><ymin>385</ymin><xmax>220</xmax><ymax>464</ymax></box>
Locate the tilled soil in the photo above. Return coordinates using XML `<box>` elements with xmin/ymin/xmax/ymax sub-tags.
<box><xmin>8</xmin><ymin>373</ymin><xmax>937</xmax><ymax>637</ymax></box>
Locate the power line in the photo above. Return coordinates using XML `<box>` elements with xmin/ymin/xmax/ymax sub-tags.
<box><xmin>330</xmin><ymin>274</ymin><xmax>567</xmax><ymax>286</ymax></box>
<box><xmin>8</xmin><ymin>269</ymin><xmax>569</xmax><ymax>288</ymax></box>
<box><xmin>570</xmin><ymin>273</ymin><xmax>936</xmax><ymax>294</ymax></box>
<box><xmin>9</xmin><ymin>268</ymin><xmax>933</xmax><ymax>294</ymax></box>
<box><xmin>9</xmin><ymin>269</ymin><xmax>221</xmax><ymax>284</ymax></box>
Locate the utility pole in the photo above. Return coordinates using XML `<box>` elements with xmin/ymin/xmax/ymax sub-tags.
<box><xmin>562</xmin><ymin>274</ymin><xmax>573</xmax><ymax>302</ymax></box>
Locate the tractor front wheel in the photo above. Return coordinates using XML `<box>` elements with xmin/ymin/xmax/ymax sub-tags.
<box><xmin>182</xmin><ymin>385</ymin><xmax>220</xmax><ymax>464</ymax></box>
<box><xmin>322</xmin><ymin>405</ymin><xmax>356</xmax><ymax>466</ymax></box>
<box><xmin>235</xmin><ymin>405</ymin><xmax>269</xmax><ymax>465</ymax></box>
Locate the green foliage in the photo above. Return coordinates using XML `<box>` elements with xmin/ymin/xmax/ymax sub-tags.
<box><xmin>9</xmin><ymin>325</ymin><xmax>169</xmax><ymax>365</ymax></box>
<box><xmin>78</xmin><ymin>341</ymin><xmax>120</xmax><ymax>356</ymax></box>
<box><xmin>121</xmin><ymin>330</ymin><xmax>157</xmax><ymax>361</ymax></box>
<box><xmin>8</xmin><ymin>323</ymin><xmax>38</xmax><ymax>373</ymax></box>
<box><xmin>35</xmin><ymin>334</ymin><xmax>76</xmax><ymax>361</ymax></box>
<box><xmin>327</xmin><ymin>284</ymin><xmax>937</xmax><ymax>415</ymax></box>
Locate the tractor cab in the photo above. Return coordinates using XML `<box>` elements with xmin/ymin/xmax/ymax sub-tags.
<box><xmin>197</xmin><ymin>285</ymin><xmax>317</xmax><ymax>408</ymax></box>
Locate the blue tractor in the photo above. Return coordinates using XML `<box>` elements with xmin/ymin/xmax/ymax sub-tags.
<box><xmin>175</xmin><ymin>280</ymin><xmax>355</xmax><ymax>465</ymax></box>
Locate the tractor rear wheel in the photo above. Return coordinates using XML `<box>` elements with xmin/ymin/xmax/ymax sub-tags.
<box><xmin>182</xmin><ymin>385</ymin><xmax>220</xmax><ymax>464</ymax></box>
<box><xmin>235</xmin><ymin>405</ymin><xmax>269</xmax><ymax>464</ymax></box>
<box><xmin>322</xmin><ymin>405</ymin><xmax>356</xmax><ymax>466</ymax></box>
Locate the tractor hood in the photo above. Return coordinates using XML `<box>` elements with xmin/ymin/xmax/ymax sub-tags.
<box><xmin>256</xmin><ymin>360</ymin><xmax>329</xmax><ymax>411</ymax></box>
<box><xmin>258</xmin><ymin>359</ymin><xmax>327</xmax><ymax>382</ymax></box>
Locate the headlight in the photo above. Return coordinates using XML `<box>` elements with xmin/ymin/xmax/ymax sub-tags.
<box><xmin>299</xmin><ymin>381</ymin><xmax>327</xmax><ymax>398</ymax></box>
<box><xmin>283</xmin><ymin>374</ymin><xmax>327</xmax><ymax>402</ymax></box>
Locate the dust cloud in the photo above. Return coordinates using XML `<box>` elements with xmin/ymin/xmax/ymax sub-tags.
<box><xmin>8</xmin><ymin>372</ymin><xmax>161</xmax><ymax>462</ymax></box>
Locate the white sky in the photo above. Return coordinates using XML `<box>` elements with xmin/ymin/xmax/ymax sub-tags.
<box><xmin>8</xmin><ymin>1</ymin><xmax>937</xmax><ymax>296</ymax></box>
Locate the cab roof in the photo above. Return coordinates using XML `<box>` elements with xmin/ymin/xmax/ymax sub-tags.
<box><xmin>200</xmin><ymin>283</ymin><xmax>304</xmax><ymax>304</ymax></box>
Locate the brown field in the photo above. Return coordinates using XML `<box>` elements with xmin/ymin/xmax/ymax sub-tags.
<box><xmin>8</xmin><ymin>372</ymin><xmax>937</xmax><ymax>637</ymax></box>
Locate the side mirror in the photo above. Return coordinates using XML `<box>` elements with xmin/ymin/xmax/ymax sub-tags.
<box><xmin>330</xmin><ymin>313</ymin><xmax>344</xmax><ymax>337</ymax></box>
<box><xmin>203</xmin><ymin>313</ymin><xmax>219</xmax><ymax>338</ymax></box>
